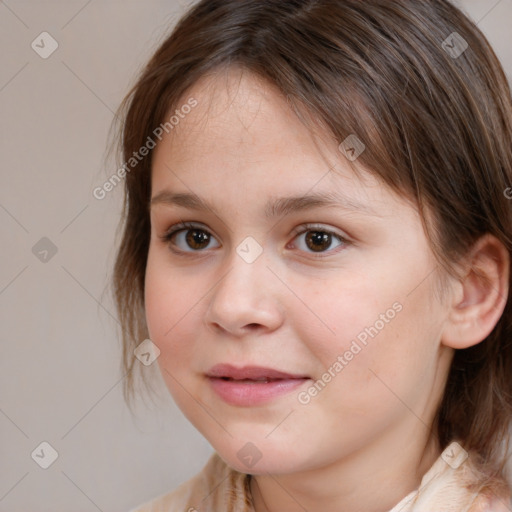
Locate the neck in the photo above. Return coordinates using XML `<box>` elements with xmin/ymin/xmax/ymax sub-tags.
<box><xmin>250</xmin><ymin>425</ymin><xmax>441</xmax><ymax>512</ymax></box>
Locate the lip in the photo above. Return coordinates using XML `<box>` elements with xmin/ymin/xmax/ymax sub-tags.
<box><xmin>206</xmin><ymin>364</ymin><xmax>310</xmax><ymax>407</ymax></box>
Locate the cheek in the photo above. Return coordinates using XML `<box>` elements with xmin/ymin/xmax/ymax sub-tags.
<box><xmin>285</xmin><ymin>271</ymin><xmax>396</xmax><ymax>367</ymax></box>
<box><xmin>322</xmin><ymin>298</ymin><xmax>444</xmax><ymax>424</ymax></box>
<box><xmin>144</xmin><ymin>251</ymin><xmax>201</xmax><ymax>367</ymax></box>
<box><xmin>299</xmin><ymin>267</ymin><xmax>443</xmax><ymax>396</ymax></box>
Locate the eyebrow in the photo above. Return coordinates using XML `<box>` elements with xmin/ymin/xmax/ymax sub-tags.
<box><xmin>150</xmin><ymin>190</ymin><xmax>378</xmax><ymax>218</ymax></box>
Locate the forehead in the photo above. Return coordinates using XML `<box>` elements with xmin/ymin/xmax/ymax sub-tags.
<box><xmin>150</xmin><ymin>67</ymin><xmax>407</xmax><ymax>217</ymax></box>
<box><xmin>156</xmin><ymin>68</ymin><xmax>333</xmax><ymax>167</ymax></box>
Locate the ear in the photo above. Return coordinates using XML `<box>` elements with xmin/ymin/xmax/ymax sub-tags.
<box><xmin>442</xmin><ymin>234</ymin><xmax>509</xmax><ymax>349</ymax></box>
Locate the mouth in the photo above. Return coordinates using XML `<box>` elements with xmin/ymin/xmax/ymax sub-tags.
<box><xmin>206</xmin><ymin>364</ymin><xmax>310</xmax><ymax>406</ymax></box>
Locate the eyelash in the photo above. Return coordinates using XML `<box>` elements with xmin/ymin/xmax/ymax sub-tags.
<box><xmin>160</xmin><ymin>221</ymin><xmax>349</xmax><ymax>258</ymax></box>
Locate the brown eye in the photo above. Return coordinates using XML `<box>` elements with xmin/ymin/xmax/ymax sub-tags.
<box><xmin>185</xmin><ymin>229</ymin><xmax>211</xmax><ymax>250</ymax></box>
<box><xmin>291</xmin><ymin>226</ymin><xmax>346</xmax><ymax>255</ymax></box>
<box><xmin>162</xmin><ymin>223</ymin><xmax>220</xmax><ymax>253</ymax></box>
<box><xmin>305</xmin><ymin>231</ymin><xmax>332</xmax><ymax>252</ymax></box>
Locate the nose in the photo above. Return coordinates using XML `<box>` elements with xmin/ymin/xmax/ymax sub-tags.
<box><xmin>204</xmin><ymin>248</ymin><xmax>285</xmax><ymax>337</ymax></box>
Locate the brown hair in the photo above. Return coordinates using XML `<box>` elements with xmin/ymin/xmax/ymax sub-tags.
<box><xmin>111</xmin><ymin>0</ymin><xmax>512</xmax><ymax>492</ymax></box>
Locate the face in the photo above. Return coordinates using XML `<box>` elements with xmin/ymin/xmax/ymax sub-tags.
<box><xmin>145</xmin><ymin>68</ymin><xmax>456</xmax><ymax>475</ymax></box>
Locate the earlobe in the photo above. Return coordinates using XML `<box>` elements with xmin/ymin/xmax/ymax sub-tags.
<box><xmin>442</xmin><ymin>234</ymin><xmax>510</xmax><ymax>350</ymax></box>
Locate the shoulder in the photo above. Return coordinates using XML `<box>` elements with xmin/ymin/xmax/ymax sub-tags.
<box><xmin>468</xmin><ymin>496</ymin><xmax>512</xmax><ymax>512</ymax></box>
<box><xmin>129</xmin><ymin>453</ymin><xmax>252</xmax><ymax>512</ymax></box>
<box><xmin>406</xmin><ymin>441</ymin><xmax>511</xmax><ymax>512</ymax></box>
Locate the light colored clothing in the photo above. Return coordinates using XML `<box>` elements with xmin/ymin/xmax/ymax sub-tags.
<box><xmin>132</xmin><ymin>441</ymin><xmax>511</xmax><ymax>511</ymax></box>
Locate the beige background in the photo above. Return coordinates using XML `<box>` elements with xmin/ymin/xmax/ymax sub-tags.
<box><xmin>1</xmin><ymin>1</ymin><xmax>511</xmax><ymax>511</ymax></box>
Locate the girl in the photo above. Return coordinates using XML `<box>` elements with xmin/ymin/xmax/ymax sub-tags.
<box><xmin>112</xmin><ymin>1</ymin><xmax>512</xmax><ymax>510</ymax></box>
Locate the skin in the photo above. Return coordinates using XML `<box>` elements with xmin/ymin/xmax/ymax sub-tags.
<box><xmin>144</xmin><ymin>68</ymin><xmax>506</xmax><ymax>511</ymax></box>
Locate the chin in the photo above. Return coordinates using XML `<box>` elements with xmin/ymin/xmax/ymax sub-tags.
<box><xmin>209</xmin><ymin>434</ymin><xmax>312</xmax><ymax>475</ymax></box>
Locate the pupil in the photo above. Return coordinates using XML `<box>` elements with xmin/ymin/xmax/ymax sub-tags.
<box><xmin>306</xmin><ymin>231</ymin><xmax>331</xmax><ymax>252</ymax></box>
<box><xmin>186</xmin><ymin>229</ymin><xmax>209</xmax><ymax>249</ymax></box>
